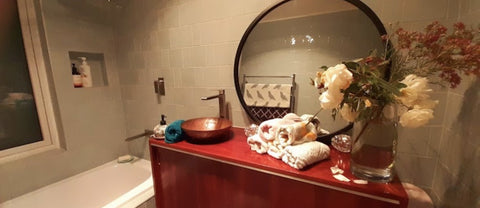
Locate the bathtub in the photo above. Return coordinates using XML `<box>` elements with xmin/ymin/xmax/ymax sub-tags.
<box><xmin>1</xmin><ymin>158</ymin><xmax>154</xmax><ymax>208</ymax></box>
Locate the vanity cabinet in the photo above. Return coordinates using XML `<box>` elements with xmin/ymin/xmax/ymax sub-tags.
<box><xmin>149</xmin><ymin>127</ymin><xmax>408</xmax><ymax>208</ymax></box>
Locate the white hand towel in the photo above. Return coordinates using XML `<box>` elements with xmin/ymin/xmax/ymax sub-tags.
<box><xmin>247</xmin><ymin>134</ymin><xmax>269</xmax><ymax>154</ymax></box>
<box><xmin>281</xmin><ymin>141</ymin><xmax>330</xmax><ymax>169</ymax></box>
<box><xmin>258</xmin><ymin>118</ymin><xmax>295</xmax><ymax>141</ymax></box>
<box><xmin>267</xmin><ymin>140</ymin><xmax>284</xmax><ymax>159</ymax></box>
<box><xmin>276</xmin><ymin>122</ymin><xmax>317</xmax><ymax>148</ymax></box>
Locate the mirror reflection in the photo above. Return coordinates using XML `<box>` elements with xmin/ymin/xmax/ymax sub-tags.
<box><xmin>236</xmin><ymin>0</ymin><xmax>385</xmax><ymax>134</ymax></box>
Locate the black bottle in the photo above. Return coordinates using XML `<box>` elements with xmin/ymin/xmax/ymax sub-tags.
<box><xmin>72</xmin><ymin>63</ymin><xmax>82</xmax><ymax>88</ymax></box>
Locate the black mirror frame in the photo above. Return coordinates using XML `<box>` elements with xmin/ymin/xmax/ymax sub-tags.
<box><xmin>233</xmin><ymin>0</ymin><xmax>387</xmax><ymax>143</ymax></box>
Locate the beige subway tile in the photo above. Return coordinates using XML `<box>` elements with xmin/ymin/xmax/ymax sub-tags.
<box><xmin>239</xmin><ymin>0</ymin><xmax>266</xmax><ymax>15</ymax></box>
<box><xmin>160</xmin><ymin>6</ymin><xmax>179</xmax><ymax>29</ymax></box>
<box><xmin>221</xmin><ymin>0</ymin><xmax>246</xmax><ymax>17</ymax></box>
<box><xmin>178</xmin><ymin>0</ymin><xmax>206</xmax><ymax>25</ymax></box>
<box><xmin>169</xmin><ymin>48</ymin><xmax>184</xmax><ymax>68</ymax></box>
<box><xmin>446</xmin><ymin>0</ymin><xmax>460</xmax><ymax>19</ymax></box>
<box><xmin>192</xmin><ymin>68</ymin><xmax>205</xmax><ymax>87</ymax></box>
<box><xmin>172</xmin><ymin>67</ymin><xmax>183</xmax><ymax>88</ymax></box>
<box><xmin>443</xmin><ymin>93</ymin><xmax>464</xmax><ymax>130</ymax></box>
<box><xmin>403</xmin><ymin>0</ymin><xmax>448</xmax><ymax>21</ymax></box>
<box><xmin>202</xmin><ymin>0</ymin><xmax>229</xmax><ymax>21</ymax></box>
<box><xmin>169</xmin><ymin>26</ymin><xmax>193</xmax><ymax>48</ymax></box>
<box><xmin>428</xmin><ymin>91</ymin><xmax>447</xmax><ymax>126</ymax></box>
<box><xmin>231</xmin><ymin>109</ymin><xmax>252</xmax><ymax>127</ymax></box>
<box><xmin>191</xmin><ymin>105</ymin><xmax>218</xmax><ymax>118</ymax></box>
<box><xmin>181</xmin><ymin>68</ymin><xmax>195</xmax><ymax>87</ymax></box>
<box><xmin>183</xmin><ymin>46</ymin><xmax>207</xmax><ymax>67</ymax></box>
<box><xmin>431</xmin><ymin>163</ymin><xmax>455</xmax><ymax>202</ymax></box>
<box><xmin>398</xmin><ymin>126</ymin><xmax>431</xmax><ymax>156</ymax></box>
<box><xmin>206</xmin><ymin>43</ymin><xmax>237</xmax><ymax>66</ymax></box>
<box><xmin>156</xmin><ymin>30</ymin><xmax>171</xmax><ymax>49</ymax></box>
<box><xmin>470</xmin><ymin>0</ymin><xmax>480</xmax><ymax>12</ymax></box>
<box><xmin>450</xmin><ymin>74</ymin><xmax>475</xmax><ymax>96</ymax></box>
<box><xmin>439</xmin><ymin>130</ymin><xmax>464</xmax><ymax>176</ymax></box>
<box><xmin>427</xmin><ymin>127</ymin><xmax>443</xmax><ymax>157</ymax></box>
<box><xmin>379</xmin><ymin>0</ymin><xmax>404</xmax><ymax>25</ymax></box>
<box><xmin>395</xmin><ymin>154</ymin><xmax>436</xmax><ymax>187</ymax></box>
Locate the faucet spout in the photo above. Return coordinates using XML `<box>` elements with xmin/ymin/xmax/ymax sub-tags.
<box><xmin>201</xmin><ymin>90</ymin><xmax>227</xmax><ymax>119</ymax></box>
<box><xmin>201</xmin><ymin>94</ymin><xmax>220</xmax><ymax>100</ymax></box>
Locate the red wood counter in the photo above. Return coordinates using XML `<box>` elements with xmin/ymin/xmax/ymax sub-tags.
<box><xmin>149</xmin><ymin>127</ymin><xmax>408</xmax><ymax>208</ymax></box>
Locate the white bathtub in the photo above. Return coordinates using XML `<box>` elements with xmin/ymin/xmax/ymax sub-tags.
<box><xmin>1</xmin><ymin>158</ymin><xmax>154</xmax><ymax>208</ymax></box>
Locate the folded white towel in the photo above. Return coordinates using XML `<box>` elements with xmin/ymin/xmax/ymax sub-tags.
<box><xmin>247</xmin><ymin>134</ymin><xmax>269</xmax><ymax>154</ymax></box>
<box><xmin>281</xmin><ymin>141</ymin><xmax>330</xmax><ymax>169</ymax></box>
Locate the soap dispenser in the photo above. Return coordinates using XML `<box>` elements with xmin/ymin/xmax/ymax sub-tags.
<box><xmin>78</xmin><ymin>57</ymin><xmax>93</xmax><ymax>87</ymax></box>
<box><xmin>153</xmin><ymin>114</ymin><xmax>168</xmax><ymax>139</ymax></box>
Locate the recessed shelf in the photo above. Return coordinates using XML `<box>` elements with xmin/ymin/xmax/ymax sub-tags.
<box><xmin>68</xmin><ymin>51</ymin><xmax>108</xmax><ymax>88</ymax></box>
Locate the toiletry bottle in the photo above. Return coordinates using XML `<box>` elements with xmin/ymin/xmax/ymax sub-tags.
<box><xmin>153</xmin><ymin>114</ymin><xmax>168</xmax><ymax>138</ymax></box>
<box><xmin>78</xmin><ymin>57</ymin><xmax>93</xmax><ymax>87</ymax></box>
<box><xmin>158</xmin><ymin>114</ymin><xmax>168</xmax><ymax>136</ymax></box>
<box><xmin>72</xmin><ymin>63</ymin><xmax>83</xmax><ymax>88</ymax></box>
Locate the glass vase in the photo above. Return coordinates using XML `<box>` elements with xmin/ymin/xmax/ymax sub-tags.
<box><xmin>350</xmin><ymin>114</ymin><xmax>397</xmax><ymax>183</ymax></box>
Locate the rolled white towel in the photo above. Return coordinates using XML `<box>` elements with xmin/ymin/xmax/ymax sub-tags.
<box><xmin>276</xmin><ymin>122</ymin><xmax>317</xmax><ymax>148</ymax></box>
<box><xmin>283</xmin><ymin>113</ymin><xmax>303</xmax><ymax>122</ymax></box>
<box><xmin>281</xmin><ymin>141</ymin><xmax>330</xmax><ymax>169</ymax></box>
<box><xmin>257</xmin><ymin>118</ymin><xmax>295</xmax><ymax>141</ymax></box>
<box><xmin>267</xmin><ymin>140</ymin><xmax>284</xmax><ymax>159</ymax></box>
<box><xmin>247</xmin><ymin>134</ymin><xmax>269</xmax><ymax>154</ymax></box>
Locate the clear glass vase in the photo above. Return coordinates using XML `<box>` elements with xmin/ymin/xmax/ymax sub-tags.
<box><xmin>350</xmin><ymin>114</ymin><xmax>397</xmax><ymax>183</ymax></box>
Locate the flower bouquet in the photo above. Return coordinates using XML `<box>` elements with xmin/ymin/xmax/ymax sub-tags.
<box><xmin>312</xmin><ymin>22</ymin><xmax>479</xmax><ymax>182</ymax></box>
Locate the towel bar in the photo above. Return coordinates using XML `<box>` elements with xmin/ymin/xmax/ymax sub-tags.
<box><xmin>125</xmin><ymin>129</ymin><xmax>154</xmax><ymax>141</ymax></box>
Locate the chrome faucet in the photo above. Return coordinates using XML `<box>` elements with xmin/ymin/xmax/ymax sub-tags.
<box><xmin>201</xmin><ymin>89</ymin><xmax>227</xmax><ymax>119</ymax></box>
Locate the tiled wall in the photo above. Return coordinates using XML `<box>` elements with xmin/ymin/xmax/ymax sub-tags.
<box><xmin>432</xmin><ymin>0</ymin><xmax>480</xmax><ymax>206</ymax></box>
<box><xmin>0</xmin><ymin>0</ymin><xmax>129</xmax><ymax>202</ymax></box>
<box><xmin>114</xmin><ymin>0</ymin><xmax>478</xmax><ymax>206</ymax></box>
<box><xmin>114</xmin><ymin>0</ymin><xmax>277</xmax><ymax>157</ymax></box>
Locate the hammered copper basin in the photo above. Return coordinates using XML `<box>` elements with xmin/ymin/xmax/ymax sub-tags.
<box><xmin>181</xmin><ymin>117</ymin><xmax>232</xmax><ymax>140</ymax></box>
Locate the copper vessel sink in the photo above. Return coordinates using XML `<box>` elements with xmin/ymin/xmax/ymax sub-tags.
<box><xmin>181</xmin><ymin>117</ymin><xmax>232</xmax><ymax>140</ymax></box>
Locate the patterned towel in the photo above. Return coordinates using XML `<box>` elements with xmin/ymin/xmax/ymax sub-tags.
<box><xmin>244</xmin><ymin>83</ymin><xmax>292</xmax><ymax>108</ymax></box>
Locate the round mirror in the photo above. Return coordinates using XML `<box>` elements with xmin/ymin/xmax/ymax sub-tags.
<box><xmin>234</xmin><ymin>0</ymin><xmax>386</xmax><ymax>140</ymax></box>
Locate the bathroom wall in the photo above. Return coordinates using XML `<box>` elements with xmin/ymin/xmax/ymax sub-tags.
<box><xmin>113</xmin><ymin>0</ymin><xmax>477</xmax><ymax>206</ymax></box>
<box><xmin>432</xmin><ymin>0</ymin><xmax>480</xmax><ymax>207</ymax></box>
<box><xmin>0</xmin><ymin>0</ymin><xmax>128</xmax><ymax>202</ymax></box>
<box><xmin>114</xmin><ymin>0</ymin><xmax>278</xmax><ymax>158</ymax></box>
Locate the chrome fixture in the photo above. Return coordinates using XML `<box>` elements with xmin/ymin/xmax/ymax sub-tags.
<box><xmin>201</xmin><ymin>89</ymin><xmax>227</xmax><ymax>119</ymax></box>
<box><xmin>125</xmin><ymin>129</ymin><xmax>154</xmax><ymax>141</ymax></box>
<box><xmin>154</xmin><ymin>77</ymin><xmax>165</xmax><ymax>95</ymax></box>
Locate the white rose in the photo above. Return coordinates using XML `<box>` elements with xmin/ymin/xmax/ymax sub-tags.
<box><xmin>313</xmin><ymin>71</ymin><xmax>324</xmax><ymax>89</ymax></box>
<box><xmin>397</xmin><ymin>74</ymin><xmax>432</xmax><ymax>107</ymax></box>
<box><xmin>399</xmin><ymin>108</ymin><xmax>434</xmax><ymax>128</ymax></box>
<box><xmin>319</xmin><ymin>89</ymin><xmax>344</xmax><ymax>109</ymax></box>
<box><xmin>340</xmin><ymin>104</ymin><xmax>358</xmax><ymax>122</ymax></box>
<box><xmin>321</xmin><ymin>64</ymin><xmax>353</xmax><ymax>90</ymax></box>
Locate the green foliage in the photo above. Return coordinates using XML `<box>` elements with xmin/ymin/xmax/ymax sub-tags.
<box><xmin>332</xmin><ymin>59</ymin><xmax>407</xmax><ymax>121</ymax></box>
